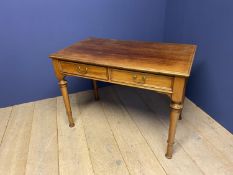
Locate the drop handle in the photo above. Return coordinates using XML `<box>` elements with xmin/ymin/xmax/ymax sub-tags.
<box><xmin>77</xmin><ymin>66</ymin><xmax>88</xmax><ymax>74</ymax></box>
<box><xmin>132</xmin><ymin>75</ymin><xmax>146</xmax><ymax>84</ymax></box>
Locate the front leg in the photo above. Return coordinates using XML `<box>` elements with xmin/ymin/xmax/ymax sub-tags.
<box><xmin>59</xmin><ymin>80</ymin><xmax>75</xmax><ymax>127</ymax></box>
<box><xmin>52</xmin><ymin>59</ymin><xmax>75</xmax><ymax>127</ymax></box>
<box><xmin>165</xmin><ymin>77</ymin><xmax>186</xmax><ymax>158</ymax></box>
<box><xmin>165</xmin><ymin>103</ymin><xmax>183</xmax><ymax>158</ymax></box>
<box><xmin>179</xmin><ymin>82</ymin><xmax>186</xmax><ymax>120</ymax></box>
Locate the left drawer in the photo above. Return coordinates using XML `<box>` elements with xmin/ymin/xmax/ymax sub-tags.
<box><xmin>60</xmin><ymin>61</ymin><xmax>108</xmax><ymax>80</ymax></box>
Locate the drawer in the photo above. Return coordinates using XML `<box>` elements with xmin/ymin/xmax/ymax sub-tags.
<box><xmin>110</xmin><ymin>69</ymin><xmax>173</xmax><ymax>91</ymax></box>
<box><xmin>60</xmin><ymin>61</ymin><xmax>108</xmax><ymax>80</ymax></box>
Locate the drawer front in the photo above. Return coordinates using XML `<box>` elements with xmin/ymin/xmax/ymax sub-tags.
<box><xmin>60</xmin><ymin>61</ymin><xmax>108</xmax><ymax>80</ymax></box>
<box><xmin>110</xmin><ymin>69</ymin><xmax>173</xmax><ymax>91</ymax></box>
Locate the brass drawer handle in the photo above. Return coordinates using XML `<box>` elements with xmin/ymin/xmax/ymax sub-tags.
<box><xmin>77</xmin><ymin>66</ymin><xmax>88</xmax><ymax>74</ymax></box>
<box><xmin>132</xmin><ymin>75</ymin><xmax>146</xmax><ymax>84</ymax></box>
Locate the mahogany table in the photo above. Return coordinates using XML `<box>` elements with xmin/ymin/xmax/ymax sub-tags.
<box><xmin>49</xmin><ymin>37</ymin><xmax>196</xmax><ymax>158</ymax></box>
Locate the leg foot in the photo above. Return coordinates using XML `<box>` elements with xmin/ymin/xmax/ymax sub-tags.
<box><xmin>165</xmin><ymin>152</ymin><xmax>172</xmax><ymax>159</ymax></box>
<box><xmin>69</xmin><ymin>123</ymin><xmax>75</xmax><ymax>127</ymax></box>
<box><xmin>166</xmin><ymin>142</ymin><xmax>175</xmax><ymax>159</ymax></box>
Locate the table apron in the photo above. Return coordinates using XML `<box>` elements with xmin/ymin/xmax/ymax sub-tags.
<box><xmin>59</xmin><ymin>60</ymin><xmax>174</xmax><ymax>95</ymax></box>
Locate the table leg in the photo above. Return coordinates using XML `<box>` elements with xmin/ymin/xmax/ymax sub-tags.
<box><xmin>165</xmin><ymin>76</ymin><xmax>186</xmax><ymax>158</ymax></box>
<box><xmin>179</xmin><ymin>97</ymin><xmax>185</xmax><ymax>120</ymax></box>
<box><xmin>92</xmin><ymin>80</ymin><xmax>99</xmax><ymax>100</ymax></box>
<box><xmin>165</xmin><ymin>103</ymin><xmax>183</xmax><ymax>159</ymax></box>
<box><xmin>59</xmin><ymin>80</ymin><xmax>75</xmax><ymax>127</ymax></box>
<box><xmin>179</xmin><ymin>79</ymin><xmax>187</xmax><ymax>120</ymax></box>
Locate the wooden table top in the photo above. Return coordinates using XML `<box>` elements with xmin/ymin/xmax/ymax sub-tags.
<box><xmin>50</xmin><ymin>37</ymin><xmax>196</xmax><ymax>77</ymax></box>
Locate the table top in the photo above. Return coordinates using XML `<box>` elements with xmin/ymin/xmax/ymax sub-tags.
<box><xmin>49</xmin><ymin>37</ymin><xmax>196</xmax><ymax>77</ymax></box>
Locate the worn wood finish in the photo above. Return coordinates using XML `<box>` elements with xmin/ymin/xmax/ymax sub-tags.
<box><xmin>50</xmin><ymin>37</ymin><xmax>196</xmax><ymax>158</ymax></box>
<box><xmin>50</xmin><ymin>37</ymin><xmax>196</xmax><ymax>76</ymax></box>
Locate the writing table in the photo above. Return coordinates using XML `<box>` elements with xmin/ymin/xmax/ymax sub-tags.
<box><xmin>49</xmin><ymin>37</ymin><xmax>196</xmax><ymax>158</ymax></box>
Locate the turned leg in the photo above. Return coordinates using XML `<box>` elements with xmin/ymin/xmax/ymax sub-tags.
<box><xmin>165</xmin><ymin>102</ymin><xmax>183</xmax><ymax>159</ymax></box>
<box><xmin>59</xmin><ymin>80</ymin><xmax>75</xmax><ymax>127</ymax></box>
<box><xmin>165</xmin><ymin>76</ymin><xmax>186</xmax><ymax>158</ymax></box>
<box><xmin>92</xmin><ymin>80</ymin><xmax>99</xmax><ymax>100</ymax></box>
<box><xmin>179</xmin><ymin>80</ymin><xmax>187</xmax><ymax>120</ymax></box>
<box><xmin>179</xmin><ymin>97</ymin><xmax>185</xmax><ymax>120</ymax></box>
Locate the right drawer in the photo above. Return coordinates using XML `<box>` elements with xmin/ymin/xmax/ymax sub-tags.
<box><xmin>110</xmin><ymin>68</ymin><xmax>173</xmax><ymax>92</ymax></box>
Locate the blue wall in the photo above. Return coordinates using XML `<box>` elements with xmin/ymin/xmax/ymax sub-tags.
<box><xmin>0</xmin><ymin>0</ymin><xmax>167</xmax><ymax>107</ymax></box>
<box><xmin>1</xmin><ymin>0</ymin><xmax>232</xmax><ymax>133</ymax></box>
<box><xmin>164</xmin><ymin>0</ymin><xmax>233</xmax><ymax>133</ymax></box>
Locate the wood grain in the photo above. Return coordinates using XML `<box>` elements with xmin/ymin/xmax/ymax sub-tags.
<box><xmin>57</xmin><ymin>94</ymin><xmax>94</xmax><ymax>175</ymax></box>
<box><xmin>0</xmin><ymin>103</ymin><xmax>34</xmax><ymax>175</ymax></box>
<box><xmin>0</xmin><ymin>87</ymin><xmax>233</xmax><ymax>175</ymax></box>
<box><xmin>137</xmin><ymin>88</ymin><xmax>233</xmax><ymax>175</ymax></box>
<box><xmin>110</xmin><ymin>68</ymin><xmax>173</xmax><ymax>92</ymax></box>
<box><xmin>25</xmin><ymin>98</ymin><xmax>58</xmax><ymax>175</ymax></box>
<box><xmin>0</xmin><ymin>107</ymin><xmax>12</xmax><ymax>144</ymax></box>
<box><xmin>50</xmin><ymin>37</ymin><xmax>196</xmax><ymax>77</ymax></box>
<box><xmin>50</xmin><ymin>37</ymin><xmax>196</xmax><ymax>158</ymax></box>
<box><xmin>77</xmin><ymin>91</ymin><xmax>129</xmax><ymax>175</ymax></box>
<box><xmin>182</xmin><ymin>99</ymin><xmax>233</xmax><ymax>164</ymax></box>
<box><xmin>100</xmin><ymin>87</ymin><xmax>166</xmax><ymax>175</ymax></box>
<box><xmin>60</xmin><ymin>61</ymin><xmax>108</xmax><ymax>80</ymax></box>
<box><xmin>114</xmin><ymin>86</ymin><xmax>204</xmax><ymax>175</ymax></box>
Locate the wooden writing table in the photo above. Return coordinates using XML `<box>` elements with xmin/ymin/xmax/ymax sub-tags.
<box><xmin>49</xmin><ymin>37</ymin><xmax>196</xmax><ymax>158</ymax></box>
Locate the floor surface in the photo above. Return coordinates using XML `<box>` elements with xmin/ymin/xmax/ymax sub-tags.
<box><xmin>0</xmin><ymin>85</ymin><xmax>232</xmax><ymax>175</ymax></box>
